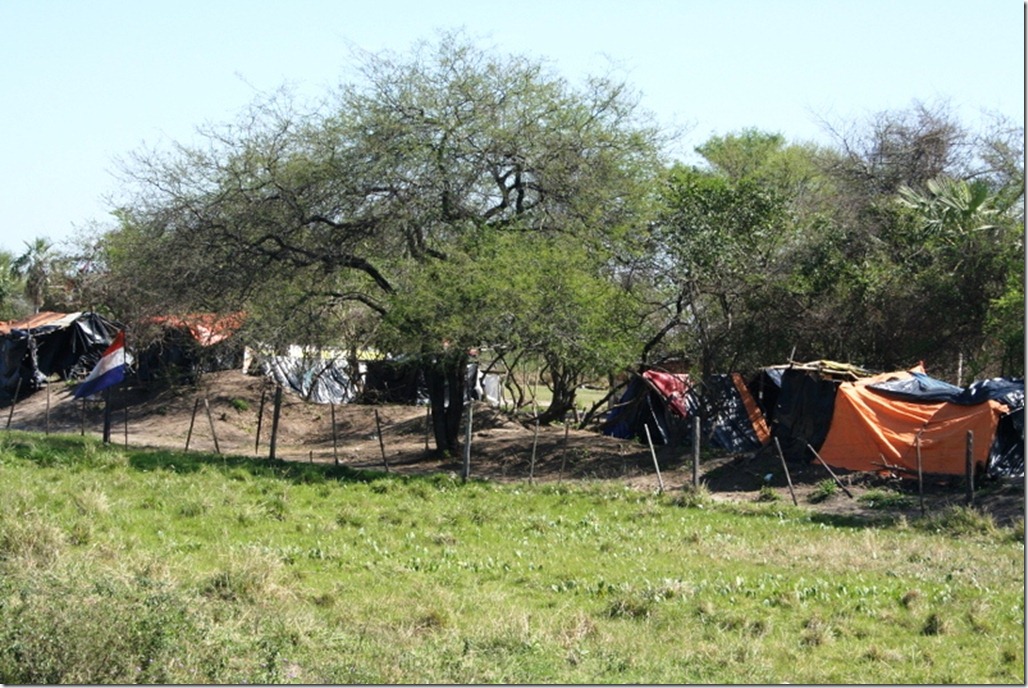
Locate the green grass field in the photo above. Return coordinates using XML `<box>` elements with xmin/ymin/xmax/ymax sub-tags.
<box><xmin>0</xmin><ymin>431</ymin><xmax>1023</xmax><ymax>684</ymax></box>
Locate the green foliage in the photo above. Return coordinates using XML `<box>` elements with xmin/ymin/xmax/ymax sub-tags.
<box><xmin>0</xmin><ymin>434</ymin><xmax>1022</xmax><ymax>683</ymax></box>
<box><xmin>858</xmin><ymin>488</ymin><xmax>916</xmax><ymax>510</ymax></box>
<box><xmin>808</xmin><ymin>479</ymin><xmax>838</xmax><ymax>503</ymax></box>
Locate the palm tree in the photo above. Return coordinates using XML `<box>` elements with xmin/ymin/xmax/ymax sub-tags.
<box><xmin>12</xmin><ymin>237</ymin><xmax>56</xmax><ymax>314</ymax></box>
<box><xmin>897</xmin><ymin>177</ymin><xmax>1000</xmax><ymax>242</ymax></box>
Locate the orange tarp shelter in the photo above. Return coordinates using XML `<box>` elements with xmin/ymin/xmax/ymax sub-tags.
<box><xmin>818</xmin><ymin>368</ymin><xmax>1006</xmax><ymax>475</ymax></box>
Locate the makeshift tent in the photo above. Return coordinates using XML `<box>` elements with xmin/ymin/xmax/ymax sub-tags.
<box><xmin>602</xmin><ymin>370</ymin><xmax>769</xmax><ymax>453</ymax></box>
<box><xmin>817</xmin><ymin>369</ymin><xmax>1023</xmax><ymax>477</ymax></box>
<box><xmin>698</xmin><ymin>373</ymin><xmax>771</xmax><ymax>452</ymax></box>
<box><xmin>751</xmin><ymin>361</ymin><xmax>875</xmax><ymax>463</ymax></box>
<box><xmin>0</xmin><ymin>311</ymin><xmax>119</xmax><ymax>396</ymax></box>
<box><xmin>602</xmin><ymin>369</ymin><xmax>693</xmax><ymax>445</ymax></box>
<box><xmin>136</xmin><ymin>313</ymin><xmax>244</xmax><ymax>383</ymax></box>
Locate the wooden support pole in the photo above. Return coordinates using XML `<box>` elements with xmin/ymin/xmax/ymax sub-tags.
<box><xmin>331</xmin><ymin>402</ymin><xmax>339</xmax><ymax>466</ymax></box>
<box><xmin>915</xmin><ymin>430</ymin><xmax>925</xmax><ymax>516</ymax></box>
<box><xmin>558</xmin><ymin>417</ymin><xmax>570</xmax><ymax>484</ymax></box>
<box><xmin>692</xmin><ymin>415</ymin><xmax>701</xmax><ymax>487</ymax></box>
<box><xmin>529</xmin><ymin>420</ymin><xmax>539</xmax><ymax>485</ymax></box>
<box><xmin>185</xmin><ymin>397</ymin><xmax>201</xmax><ymax>451</ymax></box>
<box><xmin>644</xmin><ymin>424</ymin><xmax>665</xmax><ymax>494</ymax></box>
<box><xmin>203</xmin><ymin>397</ymin><xmax>221</xmax><ymax>455</ymax></box>
<box><xmin>375</xmin><ymin>408</ymin><xmax>390</xmax><ymax>473</ymax></box>
<box><xmin>965</xmin><ymin>430</ymin><xmax>975</xmax><ymax>507</ymax></box>
<box><xmin>269</xmin><ymin>385</ymin><xmax>282</xmax><ymax>461</ymax></box>
<box><xmin>424</xmin><ymin>406</ymin><xmax>431</xmax><ymax>452</ymax></box>
<box><xmin>255</xmin><ymin>387</ymin><xmax>267</xmax><ymax>454</ymax></box>
<box><xmin>45</xmin><ymin>381</ymin><xmax>51</xmax><ymax>435</ymax></box>
<box><xmin>80</xmin><ymin>396</ymin><xmax>86</xmax><ymax>436</ymax></box>
<box><xmin>102</xmin><ymin>388</ymin><xmax>113</xmax><ymax>445</ymax></box>
<box><xmin>6</xmin><ymin>376</ymin><xmax>22</xmax><ymax>430</ymax></box>
<box><xmin>461</xmin><ymin>403</ymin><xmax>472</xmax><ymax>482</ymax></box>
<box><xmin>774</xmin><ymin>436</ymin><xmax>798</xmax><ymax>506</ymax></box>
<box><xmin>806</xmin><ymin>442</ymin><xmax>854</xmax><ymax>498</ymax></box>
<box><xmin>124</xmin><ymin>402</ymin><xmax>129</xmax><ymax>447</ymax></box>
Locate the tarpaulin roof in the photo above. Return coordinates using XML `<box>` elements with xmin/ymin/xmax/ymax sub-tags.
<box><xmin>0</xmin><ymin>312</ymin><xmax>119</xmax><ymax>393</ymax></box>
<box><xmin>148</xmin><ymin>313</ymin><xmax>244</xmax><ymax>347</ymax></box>
<box><xmin>817</xmin><ymin>369</ymin><xmax>1013</xmax><ymax>476</ymax></box>
<box><xmin>0</xmin><ymin>311</ymin><xmax>84</xmax><ymax>335</ymax></box>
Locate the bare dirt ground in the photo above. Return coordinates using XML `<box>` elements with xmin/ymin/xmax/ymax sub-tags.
<box><xmin>5</xmin><ymin>370</ymin><xmax>1024</xmax><ymax>527</ymax></box>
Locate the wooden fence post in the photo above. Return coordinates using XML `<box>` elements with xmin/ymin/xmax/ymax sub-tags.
<box><xmin>203</xmin><ymin>397</ymin><xmax>220</xmax><ymax>454</ymax></box>
<box><xmin>185</xmin><ymin>397</ymin><xmax>200</xmax><ymax>451</ymax></box>
<box><xmin>255</xmin><ymin>387</ymin><xmax>267</xmax><ymax>454</ymax></box>
<box><xmin>915</xmin><ymin>430</ymin><xmax>925</xmax><ymax>516</ymax></box>
<box><xmin>462</xmin><ymin>403</ymin><xmax>473</xmax><ymax>482</ymax></box>
<box><xmin>692</xmin><ymin>415</ymin><xmax>701</xmax><ymax>487</ymax></box>
<box><xmin>331</xmin><ymin>402</ymin><xmax>339</xmax><ymax>466</ymax></box>
<box><xmin>375</xmin><ymin>408</ymin><xmax>390</xmax><ymax>472</ymax></box>
<box><xmin>965</xmin><ymin>430</ymin><xmax>974</xmax><ymax>507</ymax></box>
<box><xmin>529</xmin><ymin>420</ymin><xmax>539</xmax><ymax>485</ymax></box>
<box><xmin>269</xmin><ymin>385</ymin><xmax>282</xmax><ymax>461</ymax></box>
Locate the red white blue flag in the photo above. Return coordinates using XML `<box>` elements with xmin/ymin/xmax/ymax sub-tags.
<box><xmin>74</xmin><ymin>330</ymin><xmax>132</xmax><ymax>399</ymax></box>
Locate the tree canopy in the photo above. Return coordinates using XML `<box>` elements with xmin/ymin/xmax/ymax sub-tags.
<box><xmin>24</xmin><ymin>35</ymin><xmax>1015</xmax><ymax>447</ymax></box>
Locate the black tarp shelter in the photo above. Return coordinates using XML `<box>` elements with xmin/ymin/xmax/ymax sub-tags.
<box><xmin>0</xmin><ymin>311</ymin><xmax>119</xmax><ymax>399</ymax></box>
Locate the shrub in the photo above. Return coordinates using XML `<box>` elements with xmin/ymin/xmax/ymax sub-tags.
<box><xmin>808</xmin><ymin>479</ymin><xmax>838</xmax><ymax>504</ymax></box>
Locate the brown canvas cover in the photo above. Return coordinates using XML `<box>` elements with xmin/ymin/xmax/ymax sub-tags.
<box><xmin>818</xmin><ymin>368</ymin><xmax>1006</xmax><ymax>475</ymax></box>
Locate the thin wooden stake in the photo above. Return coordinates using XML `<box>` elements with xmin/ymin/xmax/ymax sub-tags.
<box><xmin>692</xmin><ymin>415</ymin><xmax>701</xmax><ymax>487</ymax></box>
<box><xmin>916</xmin><ymin>430</ymin><xmax>925</xmax><ymax>516</ymax></box>
<box><xmin>6</xmin><ymin>376</ymin><xmax>22</xmax><ymax>429</ymax></box>
<box><xmin>643</xmin><ymin>424</ymin><xmax>665</xmax><ymax>494</ymax></box>
<box><xmin>124</xmin><ymin>401</ymin><xmax>128</xmax><ymax>447</ymax></box>
<box><xmin>45</xmin><ymin>381</ymin><xmax>51</xmax><ymax>435</ymax></box>
<box><xmin>375</xmin><ymin>408</ymin><xmax>390</xmax><ymax>473</ymax></box>
<box><xmin>331</xmin><ymin>402</ymin><xmax>339</xmax><ymax>466</ymax></box>
<box><xmin>269</xmin><ymin>385</ymin><xmax>282</xmax><ymax>461</ymax></box>
<box><xmin>558</xmin><ymin>418</ymin><xmax>570</xmax><ymax>484</ymax></box>
<box><xmin>80</xmin><ymin>396</ymin><xmax>86</xmax><ymax>436</ymax></box>
<box><xmin>424</xmin><ymin>406</ymin><xmax>431</xmax><ymax>452</ymax></box>
<box><xmin>965</xmin><ymin>430</ymin><xmax>975</xmax><ymax>507</ymax></box>
<box><xmin>529</xmin><ymin>420</ymin><xmax>540</xmax><ymax>485</ymax></box>
<box><xmin>203</xmin><ymin>397</ymin><xmax>220</xmax><ymax>454</ymax></box>
<box><xmin>185</xmin><ymin>397</ymin><xmax>201</xmax><ymax>451</ymax></box>
<box><xmin>102</xmin><ymin>387</ymin><xmax>113</xmax><ymax>444</ymax></box>
<box><xmin>774</xmin><ymin>436</ymin><xmax>798</xmax><ymax>506</ymax></box>
<box><xmin>461</xmin><ymin>403</ymin><xmax>472</xmax><ymax>482</ymax></box>
<box><xmin>255</xmin><ymin>387</ymin><xmax>267</xmax><ymax>454</ymax></box>
<box><xmin>806</xmin><ymin>442</ymin><xmax>853</xmax><ymax>498</ymax></box>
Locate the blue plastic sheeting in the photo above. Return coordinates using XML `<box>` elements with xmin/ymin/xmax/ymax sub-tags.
<box><xmin>867</xmin><ymin>371</ymin><xmax>964</xmax><ymax>402</ymax></box>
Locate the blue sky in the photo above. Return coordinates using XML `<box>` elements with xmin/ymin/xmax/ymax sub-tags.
<box><xmin>0</xmin><ymin>0</ymin><xmax>1023</xmax><ymax>256</ymax></box>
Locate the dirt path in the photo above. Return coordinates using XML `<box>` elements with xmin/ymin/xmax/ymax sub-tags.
<box><xmin>4</xmin><ymin>370</ymin><xmax>1023</xmax><ymax>526</ymax></box>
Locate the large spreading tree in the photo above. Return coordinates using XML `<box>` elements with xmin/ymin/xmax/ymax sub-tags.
<box><xmin>101</xmin><ymin>32</ymin><xmax>664</xmax><ymax>453</ymax></box>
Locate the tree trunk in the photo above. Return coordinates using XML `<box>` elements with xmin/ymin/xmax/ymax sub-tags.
<box><xmin>424</xmin><ymin>351</ymin><xmax>467</xmax><ymax>456</ymax></box>
<box><xmin>535</xmin><ymin>357</ymin><xmax>578</xmax><ymax>426</ymax></box>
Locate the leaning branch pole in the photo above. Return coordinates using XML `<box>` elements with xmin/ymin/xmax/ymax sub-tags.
<box><xmin>6</xmin><ymin>376</ymin><xmax>22</xmax><ymax>430</ymax></box>
<box><xmin>774</xmin><ymin>436</ymin><xmax>798</xmax><ymax>506</ymax></box>
<box><xmin>643</xmin><ymin>424</ymin><xmax>665</xmax><ymax>494</ymax></box>
<box><xmin>806</xmin><ymin>443</ymin><xmax>853</xmax><ymax>498</ymax></box>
